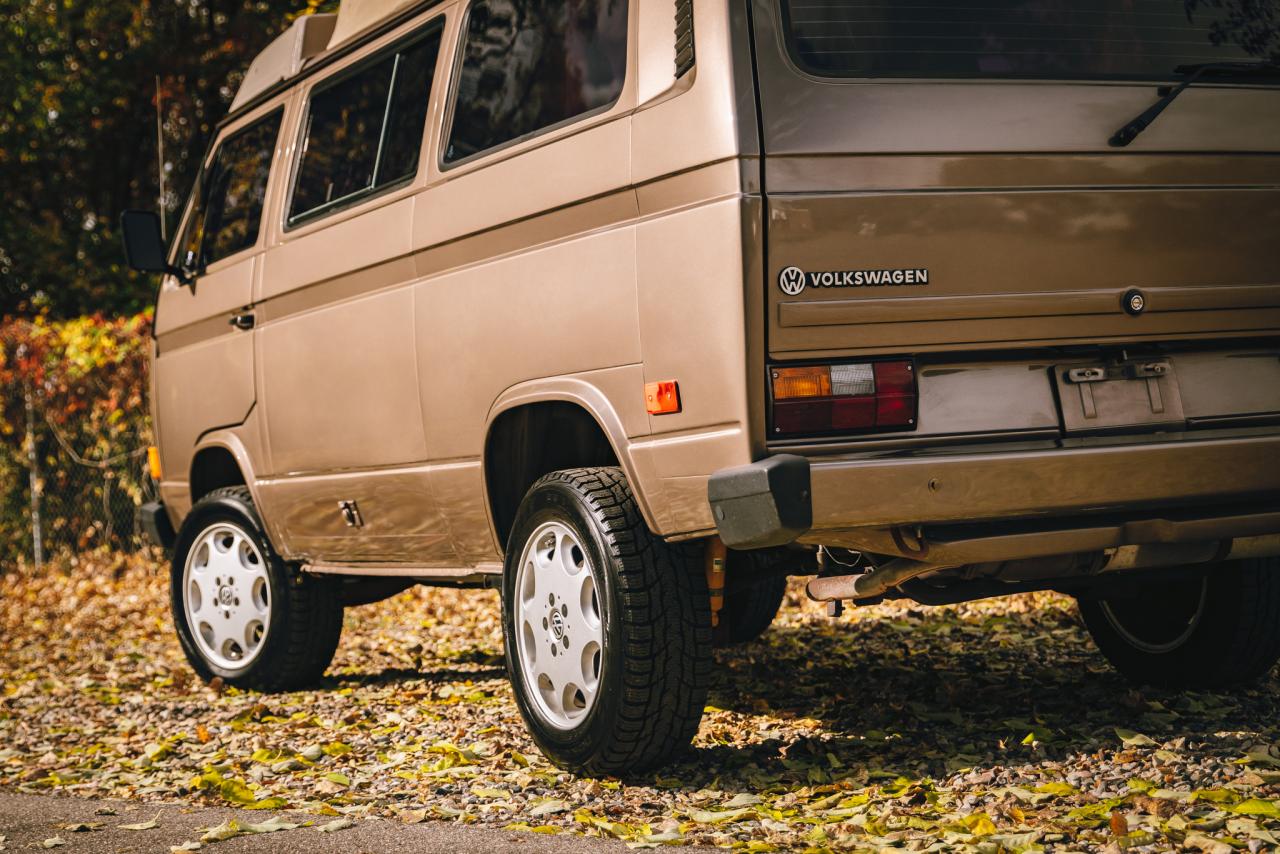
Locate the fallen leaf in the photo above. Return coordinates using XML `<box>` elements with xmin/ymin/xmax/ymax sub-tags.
<box><xmin>118</xmin><ymin>815</ymin><xmax>160</xmax><ymax>831</ymax></box>
<box><xmin>1184</xmin><ymin>832</ymin><xmax>1233</xmax><ymax>854</ymax></box>
<box><xmin>241</xmin><ymin>817</ymin><xmax>298</xmax><ymax>834</ymax></box>
<box><xmin>687</xmin><ymin>807</ymin><xmax>754</xmax><ymax>825</ymax></box>
<box><xmin>724</xmin><ymin>793</ymin><xmax>763</xmax><ymax>808</ymax></box>
<box><xmin>470</xmin><ymin>785</ymin><xmax>510</xmax><ymax>800</ymax></box>
<box><xmin>1231</xmin><ymin>799</ymin><xmax>1280</xmax><ymax>819</ymax></box>
<box><xmin>199</xmin><ymin>820</ymin><xmax>243</xmax><ymax>843</ymax></box>
<box><xmin>316</xmin><ymin>818</ymin><xmax>354</xmax><ymax>833</ymax></box>
<box><xmin>1115</xmin><ymin>729</ymin><xmax>1158</xmax><ymax>748</ymax></box>
<box><xmin>529</xmin><ymin>799</ymin><xmax>570</xmax><ymax>816</ymax></box>
<box><xmin>1033</xmin><ymin>782</ymin><xmax>1078</xmax><ymax>797</ymax></box>
<box><xmin>40</xmin><ymin>839</ymin><xmax>66</xmax><ymax>849</ymax></box>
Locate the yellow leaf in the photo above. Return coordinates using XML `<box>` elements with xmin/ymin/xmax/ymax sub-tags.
<box><xmin>961</xmin><ymin>812</ymin><xmax>997</xmax><ymax>836</ymax></box>
<box><xmin>1034</xmin><ymin>782</ymin><xmax>1078</xmax><ymax>797</ymax></box>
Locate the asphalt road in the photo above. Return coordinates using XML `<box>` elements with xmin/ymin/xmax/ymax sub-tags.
<box><xmin>0</xmin><ymin>793</ymin><xmax>659</xmax><ymax>853</ymax></box>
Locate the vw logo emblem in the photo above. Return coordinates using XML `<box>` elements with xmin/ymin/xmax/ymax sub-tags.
<box><xmin>549</xmin><ymin>610</ymin><xmax>566</xmax><ymax>641</ymax></box>
<box><xmin>778</xmin><ymin>266</ymin><xmax>806</xmax><ymax>296</ymax></box>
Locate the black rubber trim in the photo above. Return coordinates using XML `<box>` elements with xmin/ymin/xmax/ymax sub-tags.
<box><xmin>137</xmin><ymin>501</ymin><xmax>176</xmax><ymax>550</ymax></box>
<box><xmin>707</xmin><ymin>454</ymin><xmax>812</xmax><ymax>549</ymax></box>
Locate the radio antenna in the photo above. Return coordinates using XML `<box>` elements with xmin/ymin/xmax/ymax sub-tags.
<box><xmin>155</xmin><ymin>74</ymin><xmax>167</xmax><ymax>240</ymax></box>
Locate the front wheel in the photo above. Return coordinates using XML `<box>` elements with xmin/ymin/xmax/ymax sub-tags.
<box><xmin>171</xmin><ymin>487</ymin><xmax>343</xmax><ymax>692</ymax></box>
<box><xmin>502</xmin><ymin>468</ymin><xmax>712</xmax><ymax>776</ymax></box>
<box><xmin>1078</xmin><ymin>557</ymin><xmax>1280</xmax><ymax>689</ymax></box>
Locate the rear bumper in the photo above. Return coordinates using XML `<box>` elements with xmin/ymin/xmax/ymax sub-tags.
<box><xmin>137</xmin><ymin>501</ymin><xmax>176</xmax><ymax>550</ymax></box>
<box><xmin>708</xmin><ymin>433</ymin><xmax>1280</xmax><ymax>550</ymax></box>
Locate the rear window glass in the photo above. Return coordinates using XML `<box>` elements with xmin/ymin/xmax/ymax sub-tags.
<box><xmin>783</xmin><ymin>0</ymin><xmax>1253</xmax><ymax>79</ymax></box>
<box><xmin>444</xmin><ymin>0</ymin><xmax>629</xmax><ymax>165</ymax></box>
<box><xmin>290</xmin><ymin>29</ymin><xmax>442</xmax><ymax>223</ymax></box>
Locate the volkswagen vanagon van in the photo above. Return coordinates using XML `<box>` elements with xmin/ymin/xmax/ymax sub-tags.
<box><xmin>123</xmin><ymin>0</ymin><xmax>1280</xmax><ymax>774</ymax></box>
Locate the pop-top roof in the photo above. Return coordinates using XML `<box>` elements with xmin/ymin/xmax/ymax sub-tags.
<box><xmin>327</xmin><ymin>0</ymin><xmax>419</xmax><ymax>49</ymax></box>
<box><xmin>229</xmin><ymin>13</ymin><xmax>338</xmax><ymax>112</ymax></box>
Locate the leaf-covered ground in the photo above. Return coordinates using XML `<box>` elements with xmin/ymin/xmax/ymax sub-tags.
<box><xmin>2</xmin><ymin>552</ymin><xmax>1279</xmax><ymax>852</ymax></box>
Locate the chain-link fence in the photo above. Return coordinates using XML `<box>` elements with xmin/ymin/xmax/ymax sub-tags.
<box><xmin>24</xmin><ymin>399</ymin><xmax>155</xmax><ymax>565</ymax></box>
<box><xmin>1</xmin><ymin>314</ymin><xmax>155</xmax><ymax>569</ymax></box>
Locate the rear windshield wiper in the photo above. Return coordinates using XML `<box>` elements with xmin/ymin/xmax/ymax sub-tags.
<box><xmin>1109</xmin><ymin>60</ymin><xmax>1280</xmax><ymax>148</ymax></box>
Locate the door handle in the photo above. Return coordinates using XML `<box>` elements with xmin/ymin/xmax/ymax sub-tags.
<box><xmin>229</xmin><ymin>313</ymin><xmax>255</xmax><ymax>331</ymax></box>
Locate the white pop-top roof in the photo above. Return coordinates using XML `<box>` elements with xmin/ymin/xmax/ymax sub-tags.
<box><xmin>229</xmin><ymin>0</ymin><xmax>425</xmax><ymax>112</ymax></box>
<box><xmin>229</xmin><ymin>13</ymin><xmax>338</xmax><ymax>111</ymax></box>
<box><xmin>328</xmin><ymin>0</ymin><xmax>419</xmax><ymax>49</ymax></box>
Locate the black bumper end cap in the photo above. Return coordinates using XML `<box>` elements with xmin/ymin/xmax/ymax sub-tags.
<box><xmin>707</xmin><ymin>454</ymin><xmax>812</xmax><ymax>549</ymax></box>
<box><xmin>137</xmin><ymin>501</ymin><xmax>176</xmax><ymax>550</ymax></box>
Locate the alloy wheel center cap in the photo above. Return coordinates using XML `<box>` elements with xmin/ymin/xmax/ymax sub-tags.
<box><xmin>549</xmin><ymin>609</ymin><xmax>566</xmax><ymax>642</ymax></box>
<box><xmin>218</xmin><ymin>585</ymin><xmax>234</xmax><ymax>607</ymax></box>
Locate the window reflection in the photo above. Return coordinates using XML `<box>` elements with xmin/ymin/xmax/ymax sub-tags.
<box><xmin>180</xmin><ymin>110</ymin><xmax>281</xmax><ymax>269</ymax></box>
<box><xmin>446</xmin><ymin>0</ymin><xmax>628</xmax><ymax>164</ymax></box>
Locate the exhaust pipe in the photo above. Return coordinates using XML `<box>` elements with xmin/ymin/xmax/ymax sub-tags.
<box><xmin>806</xmin><ymin>557</ymin><xmax>957</xmax><ymax>602</ymax></box>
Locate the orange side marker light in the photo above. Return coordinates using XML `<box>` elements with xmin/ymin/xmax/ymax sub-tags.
<box><xmin>645</xmin><ymin>380</ymin><xmax>681</xmax><ymax>415</ymax></box>
<box><xmin>147</xmin><ymin>446</ymin><xmax>163</xmax><ymax>481</ymax></box>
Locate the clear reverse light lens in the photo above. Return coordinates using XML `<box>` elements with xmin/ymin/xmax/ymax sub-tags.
<box><xmin>830</xmin><ymin>363</ymin><xmax>874</xmax><ymax>397</ymax></box>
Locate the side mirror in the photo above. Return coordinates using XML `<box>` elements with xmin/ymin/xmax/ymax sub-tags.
<box><xmin>120</xmin><ymin>210</ymin><xmax>168</xmax><ymax>272</ymax></box>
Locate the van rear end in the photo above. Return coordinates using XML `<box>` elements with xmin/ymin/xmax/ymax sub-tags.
<box><xmin>712</xmin><ymin>0</ymin><xmax>1280</xmax><ymax>586</ymax></box>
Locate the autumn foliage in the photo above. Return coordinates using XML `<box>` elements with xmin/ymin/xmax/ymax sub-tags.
<box><xmin>0</xmin><ymin>312</ymin><xmax>153</xmax><ymax>565</ymax></box>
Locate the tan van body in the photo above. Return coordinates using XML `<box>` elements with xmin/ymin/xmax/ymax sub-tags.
<box><xmin>135</xmin><ymin>0</ymin><xmax>1280</xmax><ymax>772</ymax></box>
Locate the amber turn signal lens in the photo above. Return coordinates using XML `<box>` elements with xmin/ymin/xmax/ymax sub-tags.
<box><xmin>147</xmin><ymin>446</ymin><xmax>163</xmax><ymax>481</ymax></box>
<box><xmin>771</xmin><ymin>366</ymin><xmax>832</xmax><ymax>400</ymax></box>
<box><xmin>645</xmin><ymin>380</ymin><xmax>681</xmax><ymax>415</ymax></box>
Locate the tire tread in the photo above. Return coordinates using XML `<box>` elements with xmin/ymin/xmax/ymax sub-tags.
<box><xmin>523</xmin><ymin>468</ymin><xmax>711</xmax><ymax>775</ymax></box>
<box><xmin>177</xmin><ymin>487</ymin><xmax>343</xmax><ymax>693</ymax></box>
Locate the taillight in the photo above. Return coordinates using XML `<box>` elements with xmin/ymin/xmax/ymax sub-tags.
<box><xmin>770</xmin><ymin>360</ymin><xmax>917</xmax><ymax>436</ymax></box>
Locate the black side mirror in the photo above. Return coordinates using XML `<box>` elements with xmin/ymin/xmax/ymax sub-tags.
<box><xmin>121</xmin><ymin>210</ymin><xmax>188</xmax><ymax>282</ymax></box>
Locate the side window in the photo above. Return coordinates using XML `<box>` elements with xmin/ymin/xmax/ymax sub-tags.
<box><xmin>289</xmin><ymin>30</ymin><xmax>443</xmax><ymax>223</ymax></box>
<box><xmin>178</xmin><ymin>111</ymin><xmax>282</xmax><ymax>269</ymax></box>
<box><xmin>444</xmin><ymin>0</ymin><xmax>629</xmax><ymax>165</ymax></box>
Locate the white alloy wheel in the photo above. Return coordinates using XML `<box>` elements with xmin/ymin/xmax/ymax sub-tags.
<box><xmin>513</xmin><ymin>520</ymin><xmax>604</xmax><ymax>730</ymax></box>
<box><xmin>182</xmin><ymin>522</ymin><xmax>272</xmax><ymax>672</ymax></box>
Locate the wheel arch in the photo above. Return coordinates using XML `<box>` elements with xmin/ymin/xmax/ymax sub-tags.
<box><xmin>187</xmin><ymin>432</ymin><xmax>265</xmax><ymax>519</ymax></box>
<box><xmin>483</xmin><ymin>380</ymin><xmax>661</xmax><ymax>554</ymax></box>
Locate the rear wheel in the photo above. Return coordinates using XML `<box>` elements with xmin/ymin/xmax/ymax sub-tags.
<box><xmin>502</xmin><ymin>467</ymin><xmax>712</xmax><ymax>775</ymax></box>
<box><xmin>171</xmin><ymin>487</ymin><xmax>343</xmax><ymax>692</ymax></box>
<box><xmin>715</xmin><ymin>573</ymin><xmax>787</xmax><ymax>646</ymax></box>
<box><xmin>1078</xmin><ymin>557</ymin><xmax>1280</xmax><ymax>689</ymax></box>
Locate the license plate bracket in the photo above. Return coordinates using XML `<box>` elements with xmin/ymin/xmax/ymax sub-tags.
<box><xmin>1054</xmin><ymin>360</ymin><xmax>1185</xmax><ymax>433</ymax></box>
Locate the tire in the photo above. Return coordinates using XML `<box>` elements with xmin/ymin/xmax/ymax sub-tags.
<box><xmin>1078</xmin><ymin>557</ymin><xmax>1280</xmax><ymax>689</ymax></box>
<box><xmin>501</xmin><ymin>467</ymin><xmax>712</xmax><ymax>776</ymax></box>
<box><xmin>715</xmin><ymin>572</ymin><xmax>786</xmax><ymax>647</ymax></box>
<box><xmin>171</xmin><ymin>486</ymin><xmax>343</xmax><ymax>692</ymax></box>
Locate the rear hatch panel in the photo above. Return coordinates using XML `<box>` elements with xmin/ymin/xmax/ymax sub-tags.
<box><xmin>750</xmin><ymin>2</ymin><xmax>1280</xmax><ymax>360</ymax></box>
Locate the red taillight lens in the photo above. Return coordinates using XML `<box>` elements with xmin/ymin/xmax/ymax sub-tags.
<box><xmin>771</xmin><ymin>360</ymin><xmax>917</xmax><ymax>437</ymax></box>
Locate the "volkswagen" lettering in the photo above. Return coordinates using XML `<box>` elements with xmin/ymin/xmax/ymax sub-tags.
<box><xmin>777</xmin><ymin>266</ymin><xmax>930</xmax><ymax>295</ymax></box>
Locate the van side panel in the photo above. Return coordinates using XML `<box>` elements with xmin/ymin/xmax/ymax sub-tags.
<box><xmin>626</xmin><ymin>0</ymin><xmax>764</xmax><ymax>537</ymax></box>
<box><xmin>250</xmin><ymin>9</ymin><xmax>457</xmax><ymax>564</ymax></box>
